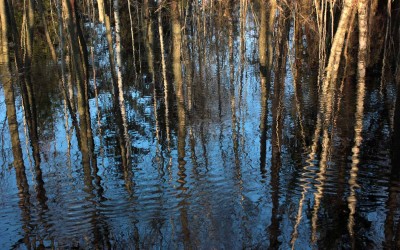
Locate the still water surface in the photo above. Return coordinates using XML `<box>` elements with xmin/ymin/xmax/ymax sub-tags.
<box><xmin>1</xmin><ymin>8</ymin><xmax>399</xmax><ymax>250</ymax></box>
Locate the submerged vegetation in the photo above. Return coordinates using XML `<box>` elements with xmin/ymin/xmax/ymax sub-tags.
<box><xmin>0</xmin><ymin>0</ymin><xmax>400</xmax><ymax>248</ymax></box>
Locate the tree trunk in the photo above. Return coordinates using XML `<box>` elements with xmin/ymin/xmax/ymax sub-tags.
<box><xmin>158</xmin><ymin>4</ymin><xmax>171</xmax><ymax>147</ymax></box>
<box><xmin>347</xmin><ymin>0</ymin><xmax>367</xmax><ymax>242</ymax></box>
<box><xmin>0</xmin><ymin>0</ymin><xmax>27</xmax><ymax>188</ymax></box>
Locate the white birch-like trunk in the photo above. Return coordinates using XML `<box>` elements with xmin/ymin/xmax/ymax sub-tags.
<box><xmin>347</xmin><ymin>0</ymin><xmax>367</xmax><ymax>239</ymax></box>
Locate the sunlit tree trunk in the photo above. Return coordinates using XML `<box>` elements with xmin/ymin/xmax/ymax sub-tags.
<box><xmin>347</xmin><ymin>0</ymin><xmax>367</xmax><ymax>243</ymax></box>
<box><xmin>127</xmin><ymin>0</ymin><xmax>137</xmax><ymax>79</ymax></box>
<box><xmin>144</xmin><ymin>0</ymin><xmax>155</xmax><ymax>82</ymax></box>
<box><xmin>158</xmin><ymin>3</ymin><xmax>171</xmax><ymax>147</ymax></box>
<box><xmin>259</xmin><ymin>0</ymin><xmax>268</xmax><ymax>176</ymax></box>
<box><xmin>104</xmin><ymin>10</ymin><xmax>118</xmax><ymax>86</ymax></box>
<box><xmin>98</xmin><ymin>0</ymin><xmax>106</xmax><ymax>23</ymax></box>
<box><xmin>324</xmin><ymin>0</ymin><xmax>355</xmax><ymax>91</ymax></box>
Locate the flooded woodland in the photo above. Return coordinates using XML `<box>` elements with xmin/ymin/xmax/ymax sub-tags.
<box><xmin>0</xmin><ymin>0</ymin><xmax>400</xmax><ymax>249</ymax></box>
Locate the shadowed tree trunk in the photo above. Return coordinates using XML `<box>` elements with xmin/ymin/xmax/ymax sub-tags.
<box><xmin>170</xmin><ymin>0</ymin><xmax>190</xmax><ymax>247</ymax></box>
<box><xmin>63</xmin><ymin>0</ymin><xmax>94</xmax><ymax>169</ymax></box>
<box><xmin>114</xmin><ymin>0</ymin><xmax>131</xmax><ymax>165</ymax></box>
<box><xmin>269</xmin><ymin>3</ymin><xmax>287</xmax><ymax>249</ymax></box>
<box><xmin>0</xmin><ymin>0</ymin><xmax>25</xmax><ymax>179</ymax></box>
<box><xmin>259</xmin><ymin>0</ymin><xmax>275</xmax><ymax>176</ymax></box>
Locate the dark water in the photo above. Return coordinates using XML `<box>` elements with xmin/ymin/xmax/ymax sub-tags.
<box><xmin>1</xmin><ymin>8</ymin><xmax>400</xmax><ymax>250</ymax></box>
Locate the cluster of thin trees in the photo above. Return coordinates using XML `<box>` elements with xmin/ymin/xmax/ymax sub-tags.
<box><xmin>0</xmin><ymin>0</ymin><xmax>400</xmax><ymax>247</ymax></box>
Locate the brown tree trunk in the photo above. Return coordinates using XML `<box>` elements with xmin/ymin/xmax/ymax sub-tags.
<box><xmin>0</xmin><ymin>0</ymin><xmax>25</xmax><ymax>172</ymax></box>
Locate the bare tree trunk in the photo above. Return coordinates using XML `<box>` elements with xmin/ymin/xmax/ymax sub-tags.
<box><xmin>104</xmin><ymin>14</ymin><xmax>118</xmax><ymax>87</ymax></box>
<box><xmin>56</xmin><ymin>0</ymin><xmax>81</xmax><ymax>142</ymax></box>
<box><xmin>347</xmin><ymin>0</ymin><xmax>367</xmax><ymax>244</ymax></box>
<box><xmin>0</xmin><ymin>0</ymin><xmax>25</xmax><ymax>172</ymax></box>
<box><xmin>324</xmin><ymin>0</ymin><xmax>355</xmax><ymax>91</ymax></box>
<box><xmin>114</xmin><ymin>0</ymin><xmax>131</xmax><ymax>162</ymax></box>
<box><xmin>171</xmin><ymin>0</ymin><xmax>184</xmax><ymax>102</ymax></box>
<box><xmin>171</xmin><ymin>0</ymin><xmax>190</xmax><ymax>245</ymax></box>
<box><xmin>269</xmin><ymin>4</ymin><xmax>287</xmax><ymax>249</ymax></box>
<box><xmin>158</xmin><ymin>3</ymin><xmax>171</xmax><ymax>147</ymax></box>
<box><xmin>63</xmin><ymin>0</ymin><xmax>92</xmax><ymax>166</ymax></box>
<box><xmin>127</xmin><ymin>0</ymin><xmax>137</xmax><ymax>79</ymax></box>
<box><xmin>37</xmin><ymin>0</ymin><xmax>57</xmax><ymax>62</ymax></box>
<box><xmin>0</xmin><ymin>10</ymin><xmax>32</xmax><ymax>242</ymax></box>
<box><xmin>259</xmin><ymin>0</ymin><xmax>274</xmax><ymax>176</ymax></box>
<box><xmin>21</xmin><ymin>0</ymin><xmax>44</xmax><ymax>187</ymax></box>
<box><xmin>97</xmin><ymin>0</ymin><xmax>106</xmax><ymax>23</ymax></box>
<box><xmin>171</xmin><ymin>0</ymin><xmax>186</xmax><ymax>162</ymax></box>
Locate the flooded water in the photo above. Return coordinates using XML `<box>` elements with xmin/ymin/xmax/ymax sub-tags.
<box><xmin>1</xmin><ymin>1</ymin><xmax>400</xmax><ymax>249</ymax></box>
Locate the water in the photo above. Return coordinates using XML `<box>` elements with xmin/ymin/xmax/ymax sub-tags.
<box><xmin>1</xmin><ymin>3</ymin><xmax>400</xmax><ymax>249</ymax></box>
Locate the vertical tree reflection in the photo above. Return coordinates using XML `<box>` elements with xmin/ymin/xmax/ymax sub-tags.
<box><xmin>386</xmin><ymin>72</ymin><xmax>400</xmax><ymax>248</ymax></box>
<box><xmin>0</xmin><ymin>0</ymin><xmax>400</xmax><ymax>248</ymax></box>
<box><xmin>0</xmin><ymin>1</ymin><xmax>31</xmax><ymax>246</ymax></box>
<box><xmin>259</xmin><ymin>0</ymin><xmax>274</xmax><ymax>176</ymax></box>
<box><xmin>347</xmin><ymin>0</ymin><xmax>367</xmax><ymax>244</ymax></box>
<box><xmin>171</xmin><ymin>0</ymin><xmax>190</xmax><ymax>247</ymax></box>
<box><xmin>269</xmin><ymin>3</ymin><xmax>288</xmax><ymax>249</ymax></box>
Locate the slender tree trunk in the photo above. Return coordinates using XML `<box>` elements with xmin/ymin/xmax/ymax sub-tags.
<box><xmin>259</xmin><ymin>0</ymin><xmax>275</xmax><ymax>175</ymax></box>
<box><xmin>269</xmin><ymin>4</ymin><xmax>287</xmax><ymax>249</ymax></box>
<box><xmin>114</xmin><ymin>0</ymin><xmax>131</xmax><ymax>162</ymax></box>
<box><xmin>63</xmin><ymin>0</ymin><xmax>92</xmax><ymax>166</ymax></box>
<box><xmin>171</xmin><ymin>0</ymin><xmax>186</xmax><ymax>162</ymax></box>
<box><xmin>324</xmin><ymin>0</ymin><xmax>355</xmax><ymax>91</ymax></box>
<box><xmin>1</xmin><ymin>15</ymin><xmax>32</xmax><ymax>242</ymax></box>
<box><xmin>0</xmin><ymin>0</ymin><xmax>25</xmax><ymax>172</ymax></box>
<box><xmin>158</xmin><ymin>4</ymin><xmax>171</xmax><ymax>147</ymax></box>
<box><xmin>127</xmin><ymin>0</ymin><xmax>137</xmax><ymax>79</ymax></box>
<box><xmin>37</xmin><ymin>0</ymin><xmax>57</xmax><ymax>62</ymax></box>
<box><xmin>171</xmin><ymin>0</ymin><xmax>190</xmax><ymax>245</ymax></box>
<box><xmin>56</xmin><ymin>0</ymin><xmax>80</xmax><ymax>142</ymax></box>
<box><xmin>347</xmin><ymin>0</ymin><xmax>367</xmax><ymax>244</ymax></box>
<box><xmin>98</xmin><ymin>0</ymin><xmax>106</xmax><ymax>23</ymax></box>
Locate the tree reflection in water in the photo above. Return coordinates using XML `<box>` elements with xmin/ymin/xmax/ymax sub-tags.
<box><xmin>0</xmin><ymin>0</ymin><xmax>400</xmax><ymax>248</ymax></box>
